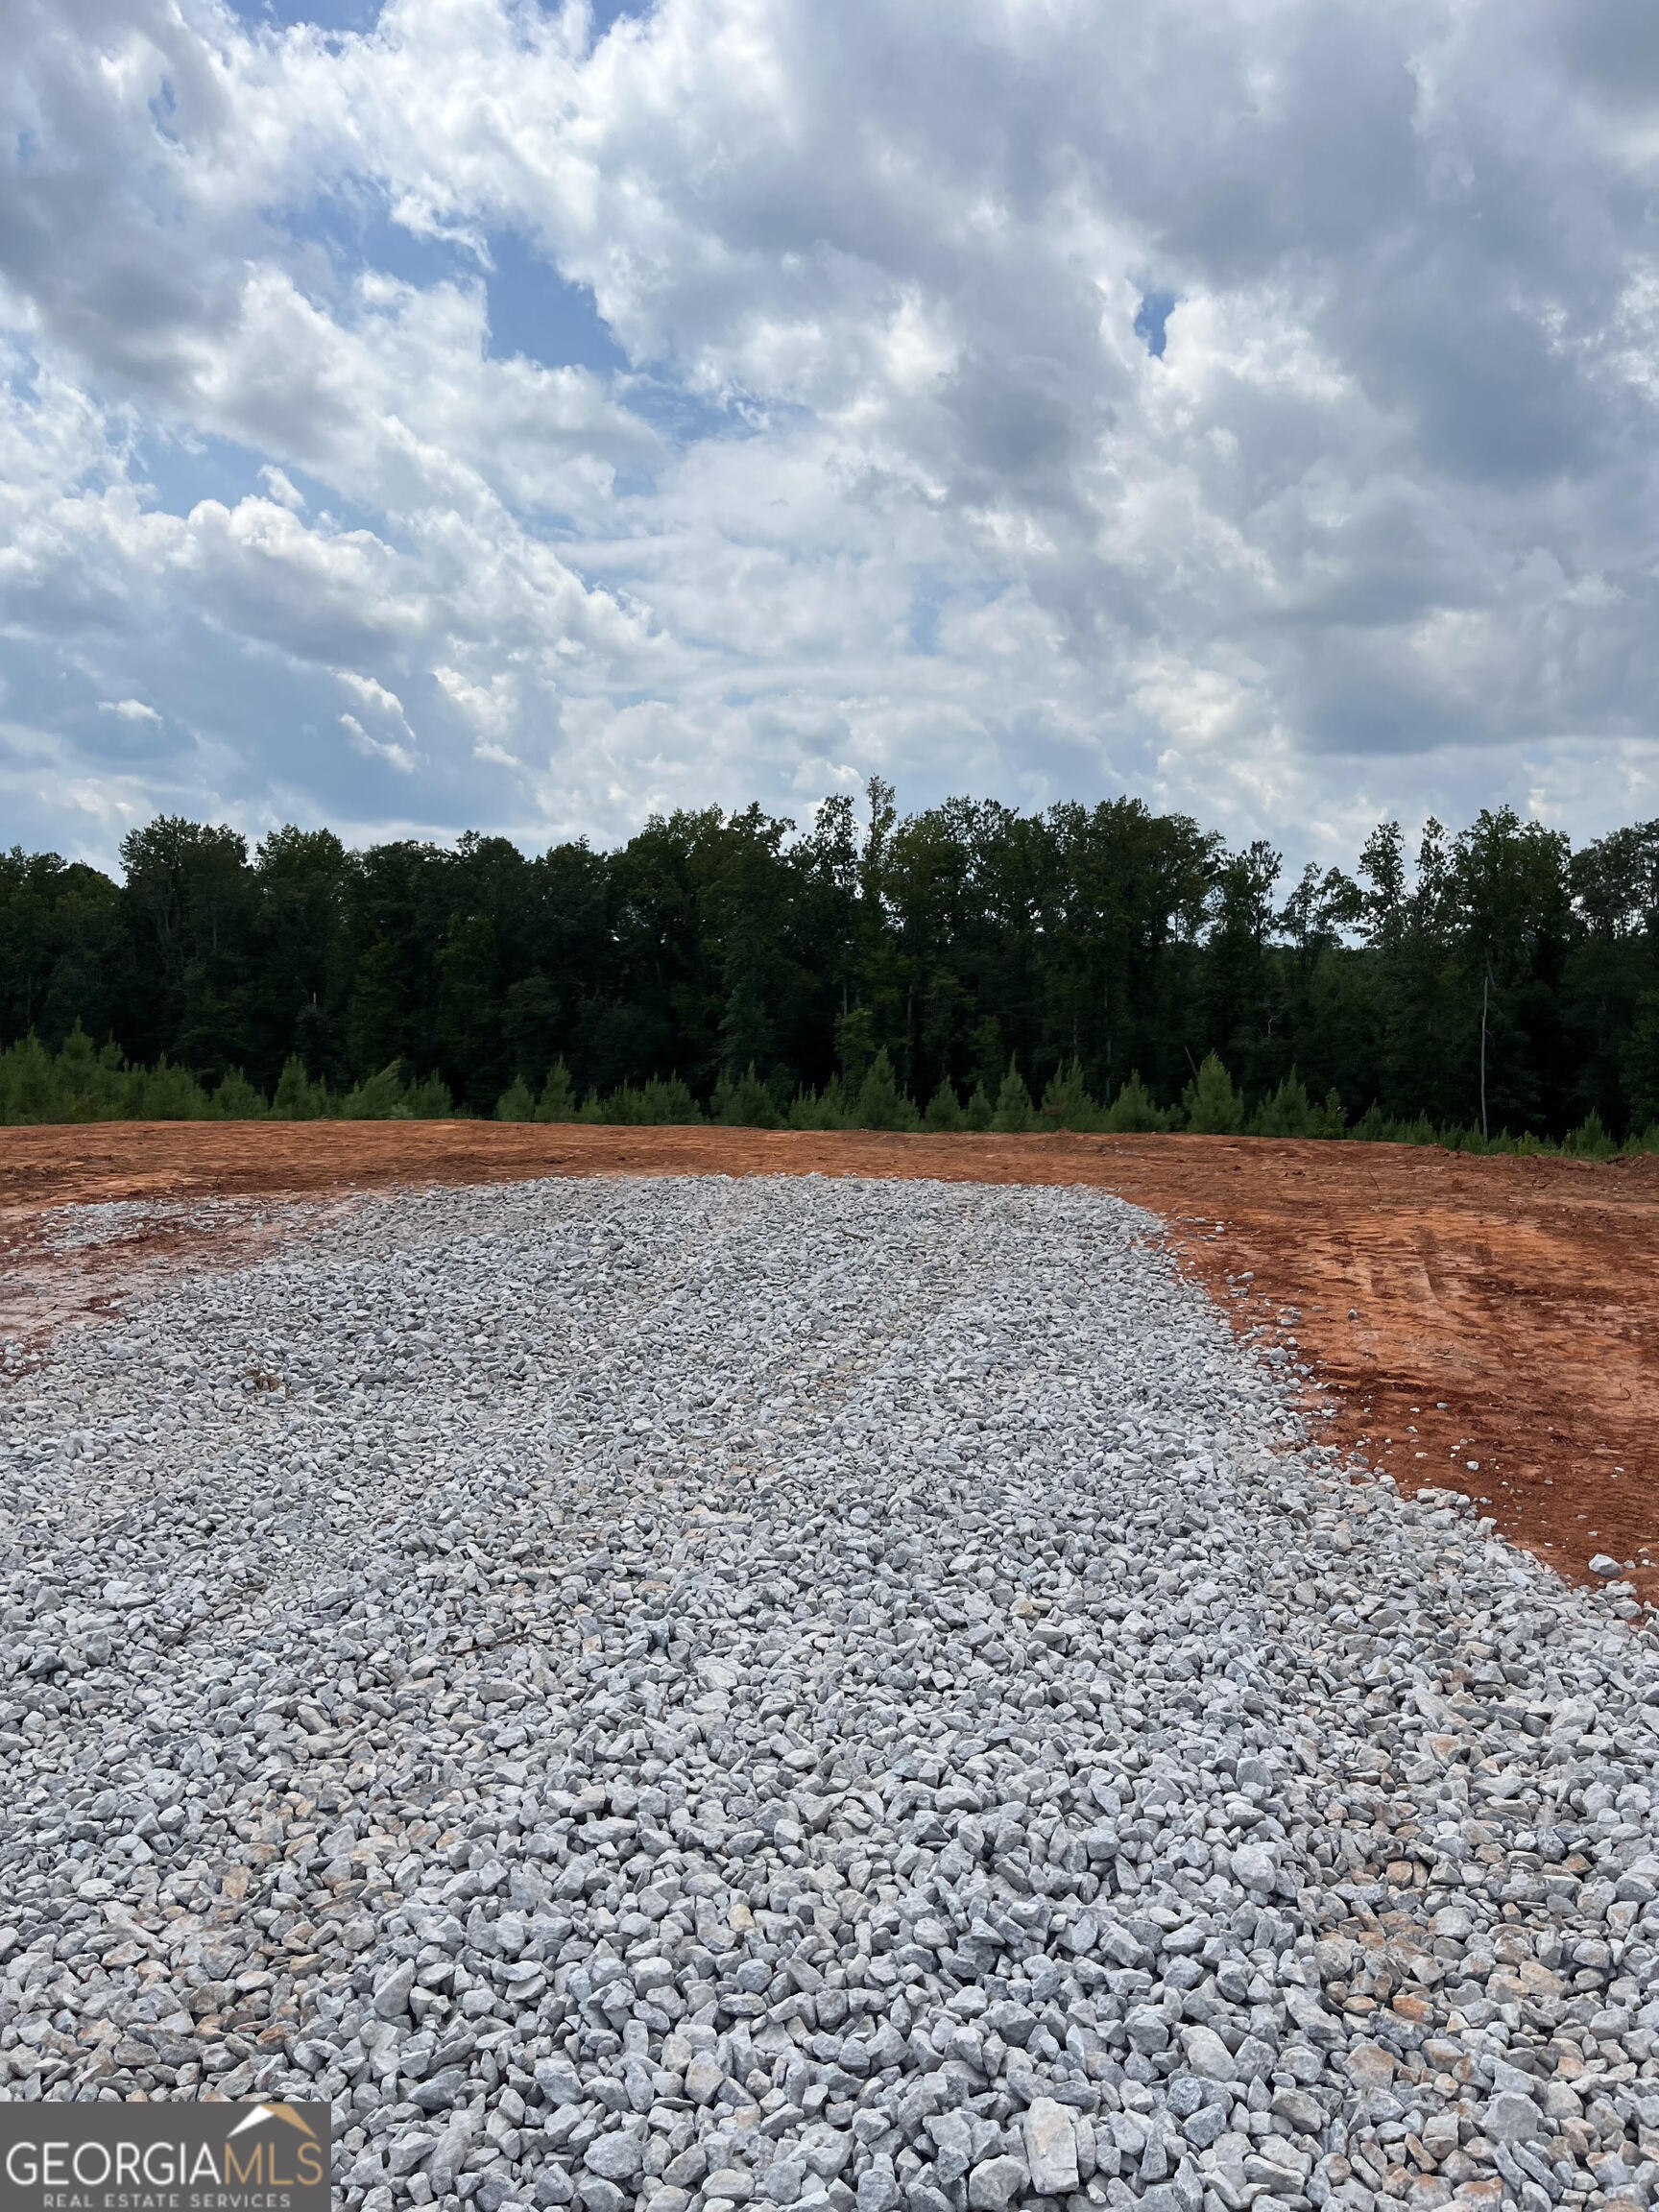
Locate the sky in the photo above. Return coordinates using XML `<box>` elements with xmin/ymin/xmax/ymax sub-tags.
<box><xmin>4</xmin><ymin>0</ymin><xmax>1659</xmax><ymax>874</ymax></box>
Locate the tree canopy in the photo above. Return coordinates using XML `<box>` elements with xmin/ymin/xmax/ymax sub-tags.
<box><xmin>3</xmin><ymin>787</ymin><xmax>1656</xmax><ymax>1138</ymax></box>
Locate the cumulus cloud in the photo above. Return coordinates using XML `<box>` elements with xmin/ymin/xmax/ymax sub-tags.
<box><xmin>3</xmin><ymin>0</ymin><xmax>1657</xmax><ymax>867</ymax></box>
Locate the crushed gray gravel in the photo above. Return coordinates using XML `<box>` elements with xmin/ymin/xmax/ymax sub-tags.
<box><xmin>1</xmin><ymin>1172</ymin><xmax>1656</xmax><ymax>2212</ymax></box>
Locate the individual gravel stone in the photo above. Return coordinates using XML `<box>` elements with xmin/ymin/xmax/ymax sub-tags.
<box><xmin>1021</xmin><ymin>2098</ymin><xmax>1078</xmax><ymax>2194</ymax></box>
<box><xmin>0</xmin><ymin>1171</ymin><xmax>1657</xmax><ymax>2212</ymax></box>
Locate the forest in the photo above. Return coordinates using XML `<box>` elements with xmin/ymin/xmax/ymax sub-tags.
<box><xmin>2</xmin><ymin>781</ymin><xmax>1657</xmax><ymax>1143</ymax></box>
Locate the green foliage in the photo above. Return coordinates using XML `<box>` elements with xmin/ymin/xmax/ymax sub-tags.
<box><xmin>1251</xmin><ymin>1071</ymin><xmax>1314</xmax><ymax>1138</ymax></box>
<box><xmin>608</xmin><ymin>1075</ymin><xmax>702</xmax><ymax>1125</ymax></box>
<box><xmin>1040</xmin><ymin>1060</ymin><xmax>1098</xmax><ymax>1131</ymax></box>
<box><xmin>657</xmin><ymin>1076</ymin><xmax>704</xmax><ymax>1124</ymax></box>
<box><xmin>1312</xmin><ymin>1088</ymin><xmax>1348</xmax><ymax>1138</ymax></box>
<box><xmin>1563</xmin><ymin>1108</ymin><xmax>1616</xmax><ymax>1159</ymax></box>
<box><xmin>1440</xmin><ymin>1124</ymin><xmax>1491</xmax><ymax>1154</ymax></box>
<box><xmin>534</xmin><ymin>1060</ymin><xmax>578</xmax><ymax>1122</ymax></box>
<box><xmin>208</xmin><ymin>1068</ymin><xmax>268</xmax><ymax>1119</ymax></box>
<box><xmin>403</xmin><ymin>1070</ymin><xmax>456</xmax><ymax>1118</ymax></box>
<box><xmin>584</xmin><ymin>1075</ymin><xmax>703</xmax><ymax>1124</ymax></box>
<box><xmin>596</xmin><ymin>1083</ymin><xmax>645</xmax><ymax>1124</ymax></box>
<box><xmin>990</xmin><ymin>1058</ymin><xmax>1036</xmax><ymax>1133</ymax></box>
<box><xmin>714</xmin><ymin>1062</ymin><xmax>781</xmax><ymax>1127</ymax></box>
<box><xmin>834</xmin><ymin>1005</ymin><xmax>878</xmax><ymax>1091</ymax></box>
<box><xmin>132</xmin><ymin>1058</ymin><xmax>211</xmax><ymax>1120</ymax></box>
<box><xmin>1101</xmin><ymin>1070</ymin><xmax>1166</xmax><ymax>1133</ymax></box>
<box><xmin>0</xmin><ymin>1028</ymin><xmax>135</xmax><ymax>1122</ymax></box>
<box><xmin>788</xmin><ymin>1078</ymin><xmax>853</xmax><ymax>1129</ymax></box>
<box><xmin>1622</xmin><ymin>998</ymin><xmax>1659</xmax><ymax>1132</ymax></box>
<box><xmin>0</xmin><ymin>1034</ymin><xmax>65</xmax><ymax>1122</ymax></box>
<box><xmin>1351</xmin><ymin>1105</ymin><xmax>1452</xmax><ymax>1146</ymax></box>
<box><xmin>854</xmin><ymin>1048</ymin><xmax>918</xmax><ymax>1131</ymax></box>
<box><xmin>340</xmin><ymin>1062</ymin><xmax>408</xmax><ymax>1119</ymax></box>
<box><xmin>495</xmin><ymin>1074</ymin><xmax>536</xmax><ymax>1122</ymax></box>
<box><xmin>272</xmin><ymin>1054</ymin><xmax>329</xmax><ymax>1119</ymax></box>
<box><xmin>6</xmin><ymin>788</ymin><xmax>1659</xmax><ymax>1142</ymax></box>
<box><xmin>1183</xmin><ymin>1052</ymin><xmax>1244</xmax><ymax>1135</ymax></box>
<box><xmin>924</xmin><ymin>1078</ymin><xmax>966</xmax><ymax>1131</ymax></box>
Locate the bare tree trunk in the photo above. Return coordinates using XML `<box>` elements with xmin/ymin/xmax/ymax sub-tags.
<box><xmin>1479</xmin><ymin>969</ymin><xmax>1489</xmax><ymax>1141</ymax></box>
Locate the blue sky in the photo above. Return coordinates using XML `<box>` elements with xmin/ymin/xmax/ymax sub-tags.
<box><xmin>228</xmin><ymin>0</ymin><xmax>643</xmax><ymax>36</ymax></box>
<box><xmin>5</xmin><ymin>0</ymin><xmax>1659</xmax><ymax>872</ymax></box>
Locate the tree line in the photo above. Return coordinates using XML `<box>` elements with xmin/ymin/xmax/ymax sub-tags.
<box><xmin>2</xmin><ymin>782</ymin><xmax>1656</xmax><ymax>1142</ymax></box>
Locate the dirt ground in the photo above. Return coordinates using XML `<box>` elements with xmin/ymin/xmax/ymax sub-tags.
<box><xmin>2</xmin><ymin>1119</ymin><xmax>1654</xmax><ymax>1610</ymax></box>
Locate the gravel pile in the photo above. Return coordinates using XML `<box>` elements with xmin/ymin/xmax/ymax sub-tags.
<box><xmin>1</xmin><ymin>1172</ymin><xmax>1656</xmax><ymax>2212</ymax></box>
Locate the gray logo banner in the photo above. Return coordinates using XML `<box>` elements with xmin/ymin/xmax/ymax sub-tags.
<box><xmin>0</xmin><ymin>2100</ymin><xmax>330</xmax><ymax>2212</ymax></box>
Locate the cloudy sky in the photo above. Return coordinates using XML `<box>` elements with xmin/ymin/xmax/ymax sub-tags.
<box><xmin>4</xmin><ymin>0</ymin><xmax>1658</xmax><ymax>870</ymax></box>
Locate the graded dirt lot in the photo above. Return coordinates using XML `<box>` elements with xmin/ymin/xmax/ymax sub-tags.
<box><xmin>3</xmin><ymin>1118</ymin><xmax>1655</xmax><ymax>1607</ymax></box>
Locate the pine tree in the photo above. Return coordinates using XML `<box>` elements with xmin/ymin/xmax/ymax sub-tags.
<box><xmin>715</xmin><ymin>1063</ymin><xmax>781</xmax><ymax>1126</ymax></box>
<box><xmin>788</xmin><ymin>1079</ymin><xmax>853</xmax><ymax>1128</ymax></box>
<box><xmin>1251</xmin><ymin>1072</ymin><xmax>1314</xmax><ymax>1138</ymax></box>
<box><xmin>1102</xmin><ymin>1070</ymin><xmax>1165</xmax><ymax>1132</ymax></box>
<box><xmin>964</xmin><ymin>1080</ymin><xmax>994</xmax><ymax>1131</ymax></box>
<box><xmin>0</xmin><ymin>1035</ymin><xmax>63</xmax><ymax>1122</ymax></box>
<box><xmin>134</xmin><ymin>1058</ymin><xmax>212</xmax><ymax>1119</ymax></box>
<box><xmin>835</xmin><ymin>1006</ymin><xmax>878</xmax><ymax>1092</ymax></box>
<box><xmin>54</xmin><ymin>1024</ymin><xmax>106</xmax><ymax>1118</ymax></box>
<box><xmin>924</xmin><ymin>1078</ymin><xmax>966</xmax><ymax>1131</ymax></box>
<box><xmin>854</xmin><ymin>1048</ymin><xmax>916</xmax><ymax>1130</ymax></box>
<box><xmin>639</xmin><ymin>1075</ymin><xmax>700</xmax><ymax>1124</ymax></box>
<box><xmin>819</xmin><ymin>1075</ymin><xmax>854</xmax><ymax>1127</ymax></box>
<box><xmin>1311</xmin><ymin>1088</ymin><xmax>1348</xmax><ymax>1138</ymax></box>
<box><xmin>272</xmin><ymin>1053</ymin><xmax>326</xmax><ymax>1119</ymax></box>
<box><xmin>1040</xmin><ymin>1059</ymin><xmax>1097</xmax><ymax>1130</ymax></box>
<box><xmin>990</xmin><ymin>1057</ymin><xmax>1036</xmax><ymax>1133</ymax></box>
<box><xmin>208</xmin><ymin>1068</ymin><xmax>268</xmax><ymax>1118</ymax></box>
<box><xmin>602</xmin><ymin>1076</ymin><xmax>701</xmax><ymax>1124</ymax></box>
<box><xmin>495</xmin><ymin>1074</ymin><xmax>536</xmax><ymax>1121</ymax></box>
<box><xmin>1182</xmin><ymin>1052</ymin><xmax>1244</xmax><ymax>1134</ymax></box>
<box><xmin>534</xmin><ymin>1059</ymin><xmax>578</xmax><ymax>1121</ymax></box>
<box><xmin>403</xmin><ymin>1070</ymin><xmax>454</xmax><ymax>1118</ymax></box>
<box><xmin>340</xmin><ymin>1062</ymin><xmax>408</xmax><ymax>1118</ymax></box>
<box><xmin>1563</xmin><ymin>1109</ymin><xmax>1616</xmax><ymax>1158</ymax></box>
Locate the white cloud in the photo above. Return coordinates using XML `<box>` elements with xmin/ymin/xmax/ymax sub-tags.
<box><xmin>339</xmin><ymin>709</ymin><xmax>416</xmax><ymax>774</ymax></box>
<box><xmin>259</xmin><ymin>464</ymin><xmax>305</xmax><ymax>510</ymax></box>
<box><xmin>335</xmin><ymin>667</ymin><xmax>410</xmax><ymax>722</ymax></box>
<box><xmin>3</xmin><ymin>0</ymin><xmax>1659</xmax><ymax>871</ymax></box>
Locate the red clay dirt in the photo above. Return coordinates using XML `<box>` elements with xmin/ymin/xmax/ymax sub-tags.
<box><xmin>2</xmin><ymin>1120</ymin><xmax>1654</xmax><ymax>1609</ymax></box>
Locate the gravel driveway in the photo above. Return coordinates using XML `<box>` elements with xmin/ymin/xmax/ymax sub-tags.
<box><xmin>0</xmin><ymin>1174</ymin><xmax>1655</xmax><ymax>2212</ymax></box>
